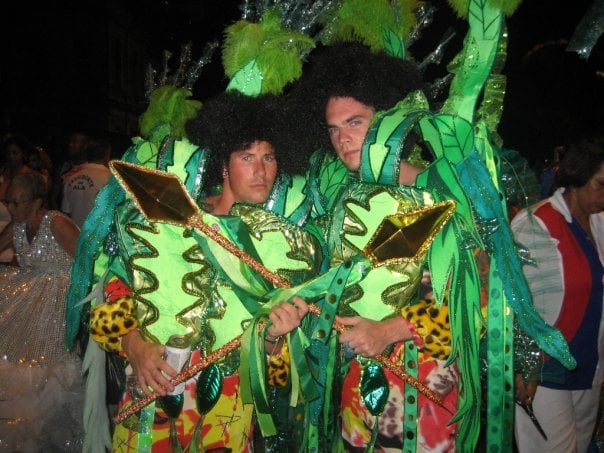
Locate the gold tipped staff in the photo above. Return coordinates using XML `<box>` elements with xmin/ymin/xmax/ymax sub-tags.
<box><xmin>110</xmin><ymin>161</ymin><xmax>453</xmax><ymax>423</ymax></box>
<box><xmin>114</xmin><ymin>302</ymin><xmax>444</xmax><ymax>424</ymax></box>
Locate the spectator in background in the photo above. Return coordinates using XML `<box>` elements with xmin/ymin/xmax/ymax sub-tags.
<box><xmin>0</xmin><ymin>171</ymin><xmax>82</xmax><ymax>451</ymax></box>
<box><xmin>0</xmin><ymin>200</ymin><xmax>11</xmax><ymax>263</ymax></box>
<box><xmin>61</xmin><ymin>136</ymin><xmax>111</xmax><ymax>228</ymax></box>
<box><xmin>0</xmin><ymin>134</ymin><xmax>35</xmax><ymax>200</ymax></box>
<box><xmin>512</xmin><ymin>136</ymin><xmax>604</xmax><ymax>452</ymax></box>
<box><xmin>27</xmin><ymin>145</ymin><xmax>54</xmax><ymax>187</ymax></box>
<box><xmin>0</xmin><ymin>135</ymin><xmax>36</xmax><ymax>262</ymax></box>
<box><xmin>52</xmin><ymin>130</ymin><xmax>90</xmax><ymax>209</ymax></box>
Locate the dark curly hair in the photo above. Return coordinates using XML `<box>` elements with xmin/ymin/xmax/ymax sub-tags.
<box><xmin>186</xmin><ymin>91</ymin><xmax>312</xmax><ymax>188</ymax></box>
<box><xmin>283</xmin><ymin>42</ymin><xmax>428</xmax><ymax>155</ymax></box>
<box><xmin>1</xmin><ymin>134</ymin><xmax>37</xmax><ymax>167</ymax></box>
<box><xmin>555</xmin><ymin>135</ymin><xmax>604</xmax><ymax>189</ymax></box>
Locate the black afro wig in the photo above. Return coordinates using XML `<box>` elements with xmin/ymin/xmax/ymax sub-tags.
<box><xmin>283</xmin><ymin>42</ymin><xmax>428</xmax><ymax>156</ymax></box>
<box><xmin>186</xmin><ymin>91</ymin><xmax>312</xmax><ymax>188</ymax></box>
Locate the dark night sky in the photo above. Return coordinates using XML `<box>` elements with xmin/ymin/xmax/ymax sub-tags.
<box><xmin>501</xmin><ymin>0</ymin><xmax>604</xmax><ymax>164</ymax></box>
<box><xmin>2</xmin><ymin>0</ymin><xmax>602</xmax><ymax>165</ymax></box>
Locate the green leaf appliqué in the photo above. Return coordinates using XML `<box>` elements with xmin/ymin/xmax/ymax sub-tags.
<box><xmin>360</xmin><ymin>363</ymin><xmax>389</xmax><ymax>416</ymax></box>
<box><xmin>196</xmin><ymin>364</ymin><xmax>224</xmax><ymax>415</ymax></box>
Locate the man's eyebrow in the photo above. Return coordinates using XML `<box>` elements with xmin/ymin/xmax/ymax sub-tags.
<box><xmin>326</xmin><ymin>115</ymin><xmax>366</xmax><ymax>128</ymax></box>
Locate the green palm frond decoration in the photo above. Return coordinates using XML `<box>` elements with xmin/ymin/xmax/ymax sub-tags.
<box><xmin>223</xmin><ymin>8</ymin><xmax>315</xmax><ymax>95</ymax></box>
<box><xmin>320</xmin><ymin>0</ymin><xmax>421</xmax><ymax>56</ymax></box>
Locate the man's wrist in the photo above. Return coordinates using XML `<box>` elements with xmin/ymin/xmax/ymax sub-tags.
<box><xmin>385</xmin><ymin>316</ymin><xmax>423</xmax><ymax>348</ymax></box>
<box><xmin>120</xmin><ymin>328</ymin><xmax>141</xmax><ymax>354</ymax></box>
<box><xmin>264</xmin><ymin>333</ymin><xmax>282</xmax><ymax>344</ymax></box>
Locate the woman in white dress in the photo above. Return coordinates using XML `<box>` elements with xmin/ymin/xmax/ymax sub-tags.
<box><xmin>0</xmin><ymin>171</ymin><xmax>82</xmax><ymax>451</ymax></box>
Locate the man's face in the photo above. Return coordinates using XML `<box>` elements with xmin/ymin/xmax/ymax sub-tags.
<box><xmin>226</xmin><ymin>140</ymin><xmax>278</xmax><ymax>204</ymax></box>
<box><xmin>325</xmin><ymin>96</ymin><xmax>375</xmax><ymax>171</ymax></box>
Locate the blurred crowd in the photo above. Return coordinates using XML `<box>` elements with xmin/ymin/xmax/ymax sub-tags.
<box><xmin>0</xmin><ymin>130</ymin><xmax>111</xmax><ymax>262</ymax></box>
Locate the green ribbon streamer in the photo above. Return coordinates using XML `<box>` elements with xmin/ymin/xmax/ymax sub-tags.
<box><xmin>239</xmin><ymin>256</ymin><xmax>370</xmax><ymax>436</ymax></box>
<box><xmin>402</xmin><ymin>342</ymin><xmax>419</xmax><ymax>451</ymax></box>
<box><xmin>287</xmin><ymin>323</ymin><xmax>316</xmax><ymax>405</ymax></box>
<box><xmin>485</xmin><ymin>271</ymin><xmax>515</xmax><ymax>452</ymax></box>
<box><xmin>456</xmin><ymin>151</ymin><xmax>575</xmax><ymax>369</ymax></box>
<box><xmin>417</xmin><ymin>160</ymin><xmax>483</xmax><ymax>449</ymax></box>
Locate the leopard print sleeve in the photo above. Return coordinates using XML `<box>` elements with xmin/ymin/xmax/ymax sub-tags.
<box><xmin>401</xmin><ymin>299</ymin><xmax>451</xmax><ymax>360</ymax></box>
<box><xmin>89</xmin><ymin>276</ymin><xmax>139</xmax><ymax>352</ymax></box>
<box><xmin>267</xmin><ymin>340</ymin><xmax>291</xmax><ymax>388</ymax></box>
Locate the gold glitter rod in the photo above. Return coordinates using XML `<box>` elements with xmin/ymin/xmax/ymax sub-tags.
<box><xmin>114</xmin><ymin>302</ymin><xmax>444</xmax><ymax>424</ymax></box>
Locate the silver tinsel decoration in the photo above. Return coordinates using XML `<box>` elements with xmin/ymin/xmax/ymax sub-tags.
<box><xmin>418</xmin><ymin>27</ymin><xmax>457</xmax><ymax>71</ymax></box>
<box><xmin>567</xmin><ymin>0</ymin><xmax>604</xmax><ymax>60</ymax></box>
<box><xmin>237</xmin><ymin>0</ymin><xmax>341</xmax><ymax>44</ymax></box>
<box><xmin>407</xmin><ymin>4</ymin><xmax>436</xmax><ymax>49</ymax></box>
<box><xmin>184</xmin><ymin>41</ymin><xmax>219</xmax><ymax>91</ymax></box>
<box><xmin>159</xmin><ymin>49</ymin><xmax>173</xmax><ymax>88</ymax></box>
<box><xmin>143</xmin><ymin>42</ymin><xmax>218</xmax><ymax>99</ymax></box>
<box><xmin>169</xmin><ymin>42</ymin><xmax>193</xmax><ymax>87</ymax></box>
<box><xmin>144</xmin><ymin>65</ymin><xmax>158</xmax><ymax>100</ymax></box>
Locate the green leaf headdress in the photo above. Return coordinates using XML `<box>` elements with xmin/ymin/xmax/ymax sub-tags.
<box><xmin>223</xmin><ymin>8</ymin><xmax>316</xmax><ymax>95</ymax></box>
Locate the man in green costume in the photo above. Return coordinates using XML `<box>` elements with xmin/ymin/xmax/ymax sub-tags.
<box><xmin>267</xmin><ymin>1</ymin><xmax>577</xmax><ymax>450</ymax></box>
<box><xmin>278</xmin><ymin>41</ymin><xmax>460</xmax><ymax>452</ymax></box>
<box><xmin>67</xmin><ymin>88</ymin><xmax>321</xmax><ymax>452</ymax></box>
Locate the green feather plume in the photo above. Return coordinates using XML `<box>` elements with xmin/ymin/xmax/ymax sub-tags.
<box><xmin>139</xmin><ymin>85</ymin><xmax>202</xmax><ymax>141</ymax></box>
<box><xmin>320</xmin><ymin>0</ymin><xmax>420</xmax><ymax>54</ymax></box>
<box><xmin>222</xmin><ymin>21</ymin><xmax>265</xmax><ymax>77</ymax></box>
<box><xmin>223</xmin><ymin>8</ymin><xmax>315</xmax><ymax>95</ymax></box>
<box><xmin>447</xmin><ymin>0</ymin><xmax>523</xmax><ymax>18</ymax></box>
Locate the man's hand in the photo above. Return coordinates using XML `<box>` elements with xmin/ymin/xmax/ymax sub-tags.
<box><xmin>121</xmin><ymin>329</ymin><xmax>176</xmax><ymax>396</ymax></box>
<box><xmin>515</xmin><ymin>373</ymin><xmax>538</xmax><ymax>406</ymax></box>
<box><xmin>337</xmin><ymin>315</ymin><xmax>416</xmax><ymax>357</ymax></box>
<box><xmin>267</xmin><ymin>296</ymin><xmax>309</xmax><ymax>338</ymax></box>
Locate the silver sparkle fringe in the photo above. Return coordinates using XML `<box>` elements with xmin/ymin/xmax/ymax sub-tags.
<box><xmin>159</xmin><ymin>50</ymin><xmax>173</xmax><ymax>87</ymax></box>
<box><xmin>170</xmin><ymin>42</ymin><xmax>193</xmax><ymax>87</ymax></box>
<box><xmin>237</xmin><ymin>0</ymin><xmax>341</xmax><ymax>43</ymax></box>
<box><xmin>144</xmin><ymin>64</ymin><xmax>158</xmax><ymax>100</ymax></box>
